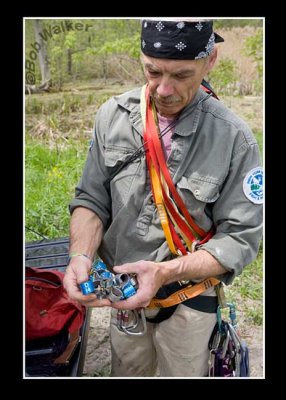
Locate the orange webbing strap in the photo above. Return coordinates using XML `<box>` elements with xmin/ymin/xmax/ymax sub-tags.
<box><xmin>147</xmin><ymin>277</ymin><xmax>220</xmax><ymax>309</ymax></box>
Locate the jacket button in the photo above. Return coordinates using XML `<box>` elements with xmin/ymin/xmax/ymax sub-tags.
<box><xmin>148</xmin><ymin>198</ymin><xmax>153</xmax><ymax>205</ymax></box>
<box><xmin>194</xmin><ymin>189</ymin><xmax>200</xmax><ymax>196</ymax></box>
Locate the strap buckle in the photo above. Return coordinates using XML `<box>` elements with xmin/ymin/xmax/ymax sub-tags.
<box><xmin>191</xmin><ymin>240</ymin><xmax>200</xmax><ymax>252</ymax></box>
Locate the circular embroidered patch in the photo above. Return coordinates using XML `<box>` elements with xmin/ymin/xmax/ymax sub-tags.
<box><xmin>243</xmin><ymin>167</ymin><xmax>263</xmax><ymax>204</ymax></box>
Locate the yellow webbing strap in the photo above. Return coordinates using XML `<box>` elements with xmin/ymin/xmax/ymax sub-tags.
<box><xmin>147</xmin><ymin>277</ymin><xmax>220</xmax><ymax>309</ymax></box>
<box><xmin>150</xmin><ymin>164</ymin><xmax>178</xmax><ymax>255</ymax></box>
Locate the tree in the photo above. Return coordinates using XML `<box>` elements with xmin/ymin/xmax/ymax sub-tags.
<box><xmin>33</xmin><ymin>19</ymin><xmax>51</xmax><ymax>86</ymax></box>
<box><xmin>26</xmin><ymin>20</ymin><xmax>51</xmax><ymax>94</ymax></box>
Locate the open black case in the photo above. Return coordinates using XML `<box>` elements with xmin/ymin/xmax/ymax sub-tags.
<box><xmin>25</xmin><ymin>237</ymin><xmax>91</xmax><ymax>377</ymax></box>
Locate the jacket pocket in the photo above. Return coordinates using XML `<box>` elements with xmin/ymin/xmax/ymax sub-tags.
<box><xmin>177</xmin><ymin>175</ymin><xmax>220</xmax><ymax>203</ymax></box>
<box><xmin>176</xmin><ymin>175</ymin><xmax>220</xmax><ymax>231</ymax></box>
<box><xmin>104</xmin><ymin>146</ymin><xmax>141</xmax><ymax>218</ymax></box>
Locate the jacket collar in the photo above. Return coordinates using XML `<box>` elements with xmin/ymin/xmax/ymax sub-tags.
<box><xmin>115</xmin><ymin>86</ymin><xmax>209</xmax><ymax>138</ymax></box>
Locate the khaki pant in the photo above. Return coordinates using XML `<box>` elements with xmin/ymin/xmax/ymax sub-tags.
<box><xmin>110</xmin><ymin>304</ymin><xmax>217</xmax><ymax>377</ymax></box>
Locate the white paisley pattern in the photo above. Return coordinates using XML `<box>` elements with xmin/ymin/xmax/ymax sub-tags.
<box><xmin>175</xmin><ymin>42</ymin><xmax>187</xmax><ymax>51</ymax></box>
<box><xmin>195</xmin><ymin>22</ymin><xmax>203</xmax><ymax>31</ymax></box>
<box><xmin>176</xmin><ymin>22</ymin><xmax>185</xmax><ymax>29</ymax></box>
<box><xmin>195</xmin><ymin>32</ymin><xmax>215</xmax><ymax>59</ymax></box>
<box><xmin>156</xmin><ymin>21</ymin><xmax>165</xmax><ymax>31</ymax></box>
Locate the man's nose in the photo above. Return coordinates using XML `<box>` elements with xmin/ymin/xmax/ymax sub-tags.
<box><xmin>156</xmin><ymin>78</ymin><xmax>174</xmax><ymax>98</ymax></box>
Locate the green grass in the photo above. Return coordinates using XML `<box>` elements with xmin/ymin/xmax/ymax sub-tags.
<box><xmin>25</xmin><ymin>137</ymin><xmax>88</xmax><ymax>241</ymax></box>
<box><xmin>25</xmin><ymin>82</ymin><xmax>134</xmax><ymax>241</ymax></box>
<box><xmin>253</xmin><ymin>128</ymin><xmax>263</xmax><ymax>161</ymax></box>
<box><xmin>224</xmin><ymin>243</ymin><xmax>263</xmax><ymax>326</ymax></box>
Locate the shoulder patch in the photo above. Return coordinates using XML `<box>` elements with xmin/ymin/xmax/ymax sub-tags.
<box><xmin>243</xmin><ymin>167</ymin><xmax>263</xmax><ymax>204</ymax></box>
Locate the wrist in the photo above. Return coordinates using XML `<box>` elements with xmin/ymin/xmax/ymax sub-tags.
<box><xmin>159</xmin><ymin>257</ymin><xmax>184</xmax><ymax>285</ymax></box>
<box><xmin>68</xmin><ymin>252</ymin><xmax>93</xmax><ymax>265</ymax></box>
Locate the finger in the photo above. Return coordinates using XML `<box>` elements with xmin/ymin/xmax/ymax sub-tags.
<box><xmin>113</xmin><ymin>265</ymin><xmax>133</xmax><ymax>274</ymax></box>
<box><xmin>111</xmin><ymin>295</ymin><xmax>149</xmax><ymax>310</ymax></box>
<box><xmin>113</xmin><ymin>261</ymin><xmax>143</xmax><ymax>273</ymax></box>
<box><xmin>84</xmin><ymin>298</ymin><xmax>112</xmax><ymax>308</ymax></box>
<box><xmin>66</xmin><ymin>285</ymin><xmax>95</xmax><ymax>303</ymax></box>
<box><xmin>75</xmin><ymin>268</ymin><xmax>90</xmax><ymax>284</ymax></box>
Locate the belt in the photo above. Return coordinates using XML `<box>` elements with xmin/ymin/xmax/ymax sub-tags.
<box><xmin>145</xmin><ymin>281</ymin><xmax>218</xmax><ymax>324</ymax></box>
<box><xmin>147</xmin><ymin>277</ymin><xmax>220</xmax><ymax>309</ymax></box>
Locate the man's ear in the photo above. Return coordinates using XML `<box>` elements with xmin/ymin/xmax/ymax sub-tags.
<box><xmin>206</xmin><ymin>46</ymin><xmax>218</xmax><ymax>73</ymax></box>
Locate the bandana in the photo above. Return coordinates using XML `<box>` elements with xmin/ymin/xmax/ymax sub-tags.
<box><xmin>141</xmin><ymin>19</ymin><xmax>224</xmax><ymax>60</ymax></box>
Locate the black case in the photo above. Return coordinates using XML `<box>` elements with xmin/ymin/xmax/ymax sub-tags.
<box><xmin>25</xmin><ymin>237</ymin><xmax>91</xmax><ymax>377</ymax></box>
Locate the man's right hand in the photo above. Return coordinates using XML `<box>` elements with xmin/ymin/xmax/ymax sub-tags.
<box><xmin>63</xmin><ymin>256</ymin><xmax>112</xmax><ymax>307</ymax></box>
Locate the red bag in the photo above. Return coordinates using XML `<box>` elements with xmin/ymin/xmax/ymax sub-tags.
<box><xmin>25</xmin><ymin>267</ymin><xmax>85</xmax><ymax>341</ymax></box>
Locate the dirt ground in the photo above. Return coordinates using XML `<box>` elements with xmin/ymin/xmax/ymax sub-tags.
<box><xmin>82</xmin><ymin>307</ymin><xmax>263</xmax><ymax>378</ymax></box>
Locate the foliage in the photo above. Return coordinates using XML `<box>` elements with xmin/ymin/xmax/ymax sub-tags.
<box><xmin>225</xmin><ymin>242</ymin><xmax>263</xmax><ymax>326</ymax></box>
<box><xmin>95</xmin><ymin>32</ymin><xmax>141</xmax><ymax>59</ymax></box>
<box><xmin>253</xmin><ymin>129</ymin><xmax>263</xmax><ymax>161</ymax></box>
<box><xmin>242</xmin><ymin>28</ymin><xmax>263</xmax><ymax>93</ymax></box>
<box><xmin>208</xmin><ymin>58</ymin><xmax>238</xmax><ymax>94</ymax></box>
<box><xmin>25</xmin><ymin>138</ymin><xmax>88</xmax><ymax>241</ymax></box>
<box><xmin>25</xmin><ymin>19</ymin><xmax>142</xmax><ymax>88</ymax></box>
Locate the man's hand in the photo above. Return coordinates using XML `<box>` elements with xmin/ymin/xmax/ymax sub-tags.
<box><xmin>63</xmin><ymin>256</ymin><xmax>112</xmax><ymax>307</ymax></box>
<box><xmin>111</xmin><ymin>260</ymin><xmax>165</xmax><ymax>310</ymax></box>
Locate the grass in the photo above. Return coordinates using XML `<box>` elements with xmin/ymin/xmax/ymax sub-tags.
<box><xmin>25</xmin><ymin>137</ymin><xmax>88</xmax><ymax>241</ymax></box>
<box><xmin>253</xmin><ymin>128</ymin><xmax>263</xmax><ymax>160</ymax></box>
<box><xmin>224</xmin><ymin>243</ymin><xmax>263</xmax><ymax>326</ymax></box>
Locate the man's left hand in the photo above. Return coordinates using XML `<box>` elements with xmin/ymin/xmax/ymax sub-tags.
<box><xmin>111</xmin><ymin>260</ymin><xmax>165</xmax><ymax>310</ymax></box>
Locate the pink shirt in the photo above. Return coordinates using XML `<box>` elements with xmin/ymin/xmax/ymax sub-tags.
<box><xmin>157</xmin><ymin>114</ymin><xmax>176</xmax><ymax>159</ymax></box>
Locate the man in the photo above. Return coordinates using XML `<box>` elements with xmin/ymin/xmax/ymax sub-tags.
<box><xmin>63</xmin><ymin>18</ymin><xmax>263</xmax><ymax>377</ymax></box>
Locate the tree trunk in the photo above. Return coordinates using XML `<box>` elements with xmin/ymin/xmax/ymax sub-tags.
<box><xmin>67</xmin><ymin>48</ymin><xmax>72</xmax><ymax>76</ymax></box>
<box><xmin>25</xmin><ymin>81</ymin><xmax>51</xmax><ymax>94</ymax></box>
<box><xmin>33</xmin><ymin>19</ymin><xmax>51</xmax><ymax>86</ymax></box>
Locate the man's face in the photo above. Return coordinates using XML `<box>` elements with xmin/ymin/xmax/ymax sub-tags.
<box><xmin>141</xmin><ymin>53</ymin><xmax>213</xmax><ymax>117</ymax></box>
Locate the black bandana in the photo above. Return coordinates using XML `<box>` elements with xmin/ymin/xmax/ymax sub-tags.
<box><xmin>141</xmin><ymin>20</ymin><xmax>224</xmax><ymax>60</ymax></box>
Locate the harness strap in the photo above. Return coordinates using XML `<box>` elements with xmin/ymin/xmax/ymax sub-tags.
<box><xmin>147</xmin><ymin>277</ymin><xmax>220</xmax><ymax>309</ymax></box>
<box><xmin>201</xmin><ymin>79</ymin><xmax>219</xmax><ymax>99</ymax></box>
